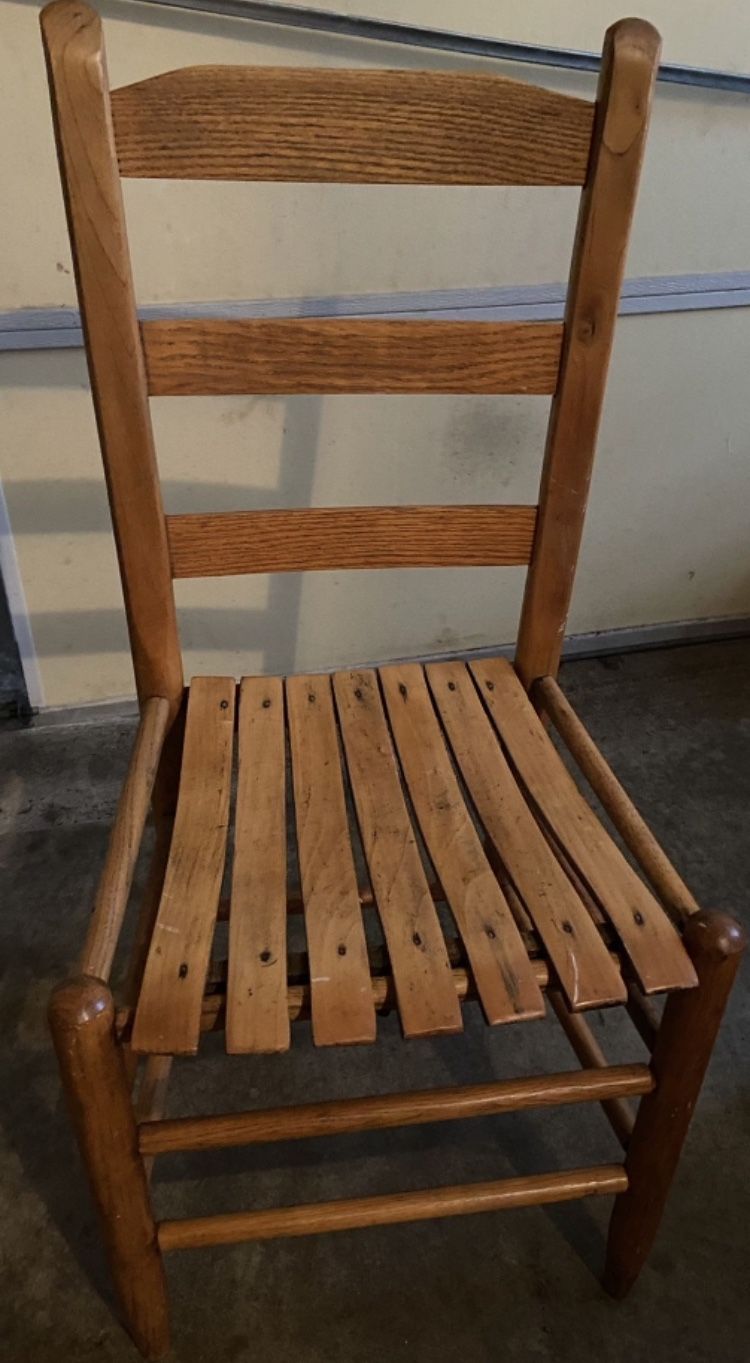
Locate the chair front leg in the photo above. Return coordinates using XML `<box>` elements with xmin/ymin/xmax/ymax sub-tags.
<box><xmin>604</xmin><ymin>910</ymin><xmax>746</xmax><ymax>1297</ymax></box>
<box><xmin>49</xmin><ymin>976</ymin><xmax>170</xmax><ymax>1360</ymax></box>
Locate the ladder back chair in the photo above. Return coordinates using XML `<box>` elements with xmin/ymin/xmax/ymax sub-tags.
<box><xmin>40</xmin><ymin>4</ymin><xmax>745</xmax><ymax>1357</ymax></box>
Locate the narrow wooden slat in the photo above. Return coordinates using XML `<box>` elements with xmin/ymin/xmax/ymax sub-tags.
<box><xmin>426</xmin><ymin>661</ymin><xmax>626</xmax><ymax>1010</ymax></box>
<box><xmin>131</xmin><ymin>678</ymin><xmax>235</xmax><ymax>1055</ymax></box>
<box><xmin>166</xmin><ymin>505</ymin><xmax>537</xmax><ymax>578</ymax></box>
<box><xmin>143</xmin><ymin>318</ymin><xmax>562</xmax><ymax>397</ymax></box>
<box><xmin>112</xmin><ymin>66</ymin><xmax>594</xmax><ymax>185</ymax></box>
<box><xmin>534</xmin><ymin>675</ymin><xmax>701</xmax><ymax>920</ymax></box>
<box><xmin>227</xmin><ymin>677</ymin><xmax>289</xmax><ymax>1054</ymax></box>
<box><xmin>333</xmin><ymin>669</ymin><xmax>462</xmax><ymax>1037</ymax></box>
<box><xmin>286</xmin><ymin>675</ymin><xmax>376</xmax><ymax>1047</ymax></box>
<box><xmin>158</xmin><ymin>1165</ymin><xmax>627</xmax><ymax>1252</ymax></box>
<box><xmin>80</xmin><ymin>696</ymin><xmax>170</xmax><ymax>981</ymax></box>
<box><xmin>379</xmin><ymin>664</ymin><xmax>544</xmax><ymax>1024</ymax></box>
<box><xmin>470</xmin><ymin>658</ymin><xmax>698</xmax><ymax>994</ymax></box>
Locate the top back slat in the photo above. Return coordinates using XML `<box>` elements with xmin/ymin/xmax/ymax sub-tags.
<box><xmin>111</xmin><ymin>66</ymin><xmax>594</xmax><ymax>184</ymax></box>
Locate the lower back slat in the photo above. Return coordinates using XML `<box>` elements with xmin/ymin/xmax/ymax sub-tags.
<box><xmin>166</xmin><ymin>505</ymin><xmax>537</xmax><ymax>577</ymax></box>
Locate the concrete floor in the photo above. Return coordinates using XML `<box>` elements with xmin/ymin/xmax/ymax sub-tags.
<box><xmin>1</xmin><ymin>640</ymin><xmax>749</xmax><ymax>1362</ymax></box>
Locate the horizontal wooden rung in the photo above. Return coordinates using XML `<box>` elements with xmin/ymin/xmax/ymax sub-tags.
<box><xmin>157</xmin><ymin>1164</ymin><xmax>628</xmax><ymax>1251</ymax></box>
<box><xmin>139</xmin><ymin>1065</ymin><xmax>653</xmax><ymax>1156</ymax></box>
<box><xmin>142</xmin><ymin>318</ymin><xmax>562</xmax><ymax>396</ymax></box>
<box><xmin>166</xmin><ymin>505</ymin><xmax>538</xmax><ymax>578</ymax></box>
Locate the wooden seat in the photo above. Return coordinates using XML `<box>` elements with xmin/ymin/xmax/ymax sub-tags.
<box><xmin>131</xmin><ymin>659</ymin><xmax>695</xmax><ymax>1058</ymax></box>
<box><xmin>40</xmin><ymin>5</ymin><xmax>744</xmax><ymax>1359</ymax></box>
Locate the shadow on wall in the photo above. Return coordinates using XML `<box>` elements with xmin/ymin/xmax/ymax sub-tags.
<box><xmin>4</xmin><ymin>390</ymin><xmax>323</xmax><ymax>675</ymax></box>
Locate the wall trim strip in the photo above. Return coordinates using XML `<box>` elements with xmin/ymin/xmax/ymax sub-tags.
<box><xmin>133</xmin><ymin>0</ymin><xmax>750</xmax><ymax>96</ymax></box>
<box><xmin>3</xmin><ymin>272</ymin><xmax>750</xmax><ymax>352</ymax></box>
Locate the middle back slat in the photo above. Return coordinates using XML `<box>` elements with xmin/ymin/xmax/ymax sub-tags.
<box><xmin>112</xmin><ymin>67</ymin><xmax>594</xmax><ymax>185</ymax></box>
<box><xmin>142</xmin><ymin>319</ymin><xmax>563</xmax><ymax>397</ymax></box>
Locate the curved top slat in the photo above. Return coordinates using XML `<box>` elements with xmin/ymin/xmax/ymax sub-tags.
<box><xmin>111</xmin><ymin>66</ymin><xmax>594</xmax><ymax>184</ymax></box>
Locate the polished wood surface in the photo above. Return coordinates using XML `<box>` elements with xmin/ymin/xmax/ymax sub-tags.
<box><xmin>166</xmin><ymin>505</ymin><xmax>538</xmax><ymax>578</ymax></box>
<box><xmin>140</xmin><ymin>1065</ymin><xmax>653</xmax><ymax>1156</ymax></box>
<box><xmin>472</xmin><ymin>658</ymin><xmax>697</xmax><ymax>994</ymax></box>
<box><xmin>379</xmin><ymin>663</ymin><xmax>544</xmax><ymax>1024</ymax></box>
<box><xmin>425</xmin><ymin>659</ymin><xmax>626</xmax><ymax>1009</ymax></box>
<box><xmin>515</xmin><ymin>20</ymin><xmax>661</xmax><ymax>685</ymax></box>
<box><xmin>334</xmin><ymin>669</ymin><xmax>463</xmax><ymax>1038</ymax></box>
<box><xmin>287</xmin><ymin>674</ymin><xmax>376</xmax><ymax>1046</ymax></box>
<box><xmin>112</xmin><ymin>65</ymin><xmax>594</xmax><ymax>185</ymax></box>
<box><xmin>49</xmin><ymin>977</ymin><xmax>169</xmax><ymax>1358</ymax></box>
<box><xmin>143</xmin><ymin>318</ymin><xmax>562</xmax><ymax>396</ymax></box>
<box><xmin>604</xmin><ymin>911</ymin><xmax>746</xmax><ymax>1297</ymax></box>
<box><xmin>132</xmin><ymin>679</ymin><xmax>235</xmax><ymax>1054</ymax></box>
<box><xmin>548</xmin><ymin>991</ymin><xmax>635</xmax><ymax>1148</ymax></box>
<box><xmin>80</xmin><ymin>698</ymin><xmax>170</xmax><ymax>981</ymax></box>
<box><xmin>227</xmin><ymin>678</ymin><xmax>289</xmax><ymax>1054</ymax></box>
<box><xmin>40</xmin><ymin>0</ymin><xmax>182</xmax><ymax>717</ymax></box>
<box><xmin>159</xmin><ymin>1165</ymin><xmax>628</xmax><ymax>1251</ymax></box>
<box><xmin>535</xmin><ymin>675</ymin><xmax>701</xmax><ymax>920</ymax></box>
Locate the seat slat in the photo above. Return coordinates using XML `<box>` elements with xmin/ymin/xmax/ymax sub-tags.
<box><xmin>333</xmin><ymin>669</ymin><xmax>463</xmax><ymax>1038</ymax></box>
<box><xmin>132</xmin><ymin>677</ymin><xmax>235</xmax><ymax>1055</ymax></box>
<box><xmin>166</xmin><ymin>505</ymin><xmax>538</xmax><ymax>578</ymax></box>
<box><xmin>379</xmin><ymin>664</ymin><xmax>545</xmax><ymax>1025</ymax></box>
<box><xmin>142</xmin><ymin>319</ymin><xmax>562</xmax><ymax>397</ymax></box>
<box><xmin>227</xmin><ymin>677</ymin><xmax>289</xmax><ymax>1054</ymax></box>
<box><xmin>469</xmin><ymin>658</ymin><xmax>698</xmax><ymax>994</ymax></box>
<box><xmin>112</xmin><ymin>66</ymin><xmax>594</xmax><ymax>185</ymax></box>
<box><xmin>425</xmin><ymin>661</ymin><xmax>626</xmax><ymax>1010</ymax></box>
<box><xmin>286</xmin><ymin>675</ymin><xmax>377</xmax><ymax>1047</ymax></box>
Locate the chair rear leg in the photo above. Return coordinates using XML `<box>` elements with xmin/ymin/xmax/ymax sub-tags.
<box><xmin>49</xmin><ymin>975</ymin><xmax>170</xmax><ymax>1360</ymax></box>
<box><xmin>604</xmin><ymin>910</ymin><xmax>745</xmax><ymax>1298</ymax></box>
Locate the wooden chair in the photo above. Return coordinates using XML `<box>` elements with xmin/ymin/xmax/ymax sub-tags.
<box><xmin>40</xmin><ymin>4</ymin><xmax>745</xmax><ymax>1356</ymax></box>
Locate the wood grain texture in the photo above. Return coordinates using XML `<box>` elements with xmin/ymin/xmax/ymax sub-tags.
<box><xmin>534</xmin><ymin>675</ymin><xmax>701</xmax><ymax>920</ymax></box>
<box><xmin>143</xmin><ymin>318</ymin><xmax>562</xmax><ymax>396</ymax></box>
<box><xmin>112</xmin><ymin>65</ymin><xmax>594</xmax><ymax>185</ymax></box>
<box><xmin>140</xmin><ymin>1065</ymin><xmax>652</xmax><ymax>1155</ymax></box>
<box><xmin>286</xmin><ymin>674</ymin><xmax>376</xmax><ymax>1047</ymax></box>
<box><xmin>227</xmin><ymin>677</ymin><xmax>289</xmax><ymax>1055</ymax></box>
<box><xmin>379</xmin><ymin>663</ymin><xmax>544</xmax><ymax>1025</ymax></box>
<box><xmin>167</xmin><ymin>505</ymin><xmax>537</xmax><ymax>578</ymax></box>
<box><xmin>605</xmin><ymin>911</ymin><xmax>746</xmax><ymax>1297</ymax></box>
<box><xmin>548</xmin><ymin>991</ymin><xmax>635</xmax><ymax>1148</ymax></box>
<box><xmin>425</xmin><ymin>660</ymin><xmax>627</xmax><ymax>1010</ymax></box>
<box><xmin>159</xmin><ymin>1165</ymin><xmax>627</xmax><ymax>1251</ymax></box>
<box><xmin>40</xmin><ymin>1</ymin><xmax>183</xmax><ymax>717</ymax></box>
<box><xmin>515</xmin><ymin>20</ymin><xmax>661</xmax><ymax>685</ymax></box>
<box><xmin>80</xmin><ymin>697</ymin><xmax>170</xmax><ymax>981</ymax></box>
<box><xmin>470</xmin><ymin>658</ymin><xmax>697</xmax><ymax>995</ymax></box>
<box><xmin>49</xmin><ymin>977</ymin><xmax>170</xmax><ymax>1358</ymax></box>
<box><xmin>333</xmin><ymin>669</ymin><xmax>463</xmax><ymax>1038</ymax></box>
<box><xmin>132</xmin><ymin>678</ymin><xmax>235</xmax><ymax>1055</ymax></box>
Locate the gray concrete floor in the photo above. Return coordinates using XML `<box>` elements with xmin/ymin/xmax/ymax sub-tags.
<box><xmin>1</xmin><ymin>641</ymin><xmax>749</xmax><ymax>1362</ymax></box>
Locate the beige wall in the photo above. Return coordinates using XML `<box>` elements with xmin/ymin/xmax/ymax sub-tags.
<box><xmin>2</xmin><ymin>0</ymin><xmax>750</xmax><ymax>706</ymax></box>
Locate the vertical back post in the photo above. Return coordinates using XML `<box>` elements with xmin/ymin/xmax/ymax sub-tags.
<box><xmin>515</xmin><ymin>20</ymin><xmax>661</xmax><ymax>687</ymax></box>
<box><xmin>40</xmin><ymin>1</ymin><xmax>183</xmax><ymax>718</ymax></box>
